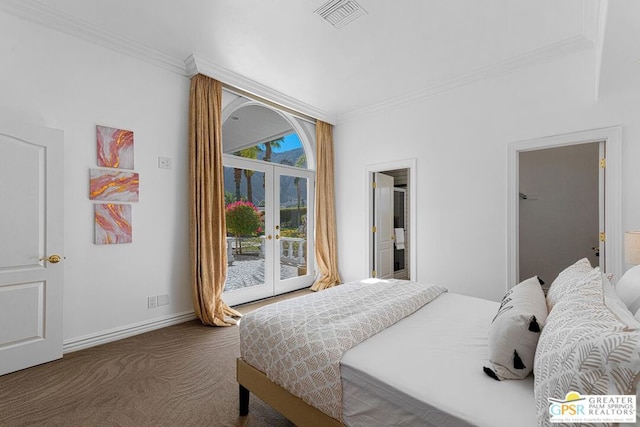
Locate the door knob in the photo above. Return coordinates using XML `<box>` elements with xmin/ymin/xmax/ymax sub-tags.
<box><xmin>40</xmin><ymin>254</ymin><xmax>62</xmax><ymax>263</ymax></box>
<box><xmin>267</xmin><ymin>235</ymin><xmax>272</xmax><ymax>240</ymax></box>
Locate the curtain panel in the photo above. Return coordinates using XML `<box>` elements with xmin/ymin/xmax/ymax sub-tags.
<box><xmin>188</xmin><ymin>74</ymin><xmax>241</xmax><ymax>326</ymax></box>
<box><xmin>311</xmin><ymin>121</ymin><xmax>342</xmax><ymax>291</ymax></box>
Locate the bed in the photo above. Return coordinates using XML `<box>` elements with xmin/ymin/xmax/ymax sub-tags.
<box><xmin>237</xmin><ymin>261</ymin><xmax>640</xmax><ymax>427</ymax></box>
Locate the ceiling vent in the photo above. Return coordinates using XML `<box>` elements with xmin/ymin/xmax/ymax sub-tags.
<box><xmin>315</xmin><ymin>0</ymin><xmax>367</xmax><ymax>29</ymax></box>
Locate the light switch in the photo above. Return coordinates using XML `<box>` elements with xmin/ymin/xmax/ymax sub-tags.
<box><xmin>158</xmin><ymin>156</ymin><xmax>171</xmax><ymax>169</ymax></box>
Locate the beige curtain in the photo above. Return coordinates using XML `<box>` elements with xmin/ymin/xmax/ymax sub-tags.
<box><xmin>311</xmin><ymin>121</ymin><xmax>342</xmax><ymax>291</ymax></box>
<box><xmin>189</xmin><ymin>74</ymin><xmax>241</xmax><ymax>326</ymax></box>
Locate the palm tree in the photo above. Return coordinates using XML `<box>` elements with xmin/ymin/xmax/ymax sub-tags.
<box><xmin>233</xmin><ymin>168</ymin><xmax>242</xmax><ymax>201</ymax></box>
<box><xmin>293</xmin><ymin>154</ymin><xmax>307</xmax><ymax>229</ymax></box>
<box><xmin>261</xmin><ymin>137</ymin><xmax>283</xmax><ymax>190</ymax></box>
<box><xmin>233</xmin><ymin>146</ymin><xmax>261</xmax><ymax>203</ymax></box>
<box><xmin>261</xmin><ymin>138</ymin><xmax>283</xmax><ymax>163</ymax></box>
<box><xmin>243</xmin><ymin>169</ymin><xmax>254</xmax><ymax>204</ymax></box>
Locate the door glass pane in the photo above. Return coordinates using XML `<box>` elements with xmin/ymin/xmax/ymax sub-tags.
<box><xmin>279</xmin><ymin>174</ymin><xmax>308</xmax><ymax>280</ymax></box>
<box><xmin>223</xmin><ymin>166</ymin><xmax>266</xmax><ymax>292</ymax></box>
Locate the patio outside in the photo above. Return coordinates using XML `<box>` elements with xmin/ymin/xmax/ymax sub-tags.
<box><xmin>224</xmin><ymin>235</ymin><xmax>307</xmax><ymax>292</ymax></box>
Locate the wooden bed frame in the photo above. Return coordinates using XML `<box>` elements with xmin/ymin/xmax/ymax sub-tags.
<box><xmin>237</xmin><ymin>358</ymin><xmax>344</xmax><ymax>427</ymax></box>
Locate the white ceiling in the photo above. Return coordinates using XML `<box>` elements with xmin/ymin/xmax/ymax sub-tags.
<box><xmin>3</xmin><ymin>0</ymin><xmax>635</xmax><ymax>120</ymax></box>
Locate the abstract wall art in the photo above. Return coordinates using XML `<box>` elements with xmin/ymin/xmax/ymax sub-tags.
<box><xmin>90</xmin><ymin>169</ymin><xmax>139</xmax><ymax>202</ymax></box>
<box><xmin>97</xmin><ymin>125</ymin><xmax>134</xmax><ymax>169</ymax></box>
<box><xmin>95</xmin><ymin>203</ymin><xmax>132</xmax><ymax>244</ymax></box>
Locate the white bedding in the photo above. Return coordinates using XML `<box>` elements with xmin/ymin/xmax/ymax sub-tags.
<box><xmin>340</xmin><ymin>292</ymin><xmax>537</xmax><ymax>427</ymax></box>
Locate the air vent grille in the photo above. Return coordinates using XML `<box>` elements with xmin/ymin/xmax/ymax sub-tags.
<box><xmin>315</xmin><ymin>0</ymin><xmax>367</xmax><ymax>29</ymax></box>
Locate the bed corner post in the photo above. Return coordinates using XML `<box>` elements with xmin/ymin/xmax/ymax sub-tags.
<box><xmin>239</xmin><ymin>384</ymin><xmax>250</xmax><ymax>416</ymax></box>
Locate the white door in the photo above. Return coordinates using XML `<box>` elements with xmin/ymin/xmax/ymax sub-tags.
<box><xmin>0</xmin><ymin>120</ymin><xmax>64</xmax><ymax>376</ymax></box>
<box><xmin>274</xmin><ymin>166</ymin><xmax>315</xmax><ymax>294</ymax></box>
<box><xmin>222</xmin><ymin>156</ymin><xmax>314</xmax><ymax>306</ymax></box>
<box><xmin>374</xmin><ymin>172</ymin><xmax>394</xmax><ymax>279</ymax></box>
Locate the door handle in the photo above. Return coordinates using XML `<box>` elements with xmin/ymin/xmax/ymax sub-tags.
<box><xmin>267</xmin><ymin>235</ymin><xmax>272</xmax><ymax>240</ymax></box>
<box><xmin>40</xmin><ymin>254</ymin><xmax>62</xmax><ymax>263</ymax></box>
<box><xmin>275</xmin><ymin>235</ymin><xmax>280</xmax><ymax>240</ymax></box>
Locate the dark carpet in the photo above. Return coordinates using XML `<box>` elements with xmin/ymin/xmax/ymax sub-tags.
<box><xmin>0</xmin><ymin>293</ymin><xmax>308</xmax><ymax>427</ymax></box>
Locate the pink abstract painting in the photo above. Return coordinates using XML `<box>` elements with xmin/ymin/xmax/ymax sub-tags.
<box><xmin>97</xmin><ymin>125</ymin><xmax>134</xmax><ymax>169</ymax></box>
<box><xmin>90</xmin><ymin>169</ymin><xmax>139</xmax><ymax>202</ymax></box>
<box><xmin>95</xmin><ymin>203</ymin><xmax>132</xmax><ymax>245</ymax></box>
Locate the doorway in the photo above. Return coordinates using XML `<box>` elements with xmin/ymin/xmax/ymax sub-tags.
<box><xmin>222</xmin><ymin>156</ymin><xmax>314</xmax><ymax>306</ymax></box>
<box><xmin>518</xmin><ymin>143</ymin><xmax>601</xmax><ymax>286</ymax></box>
<box><xmin>507</xmin><ymin>126</ymin><xmax>623</xmax><ymax>288</ymax></box>
<box><xmin>366</xmin><ymin>159</ymin><xmax>417</xmax><ymax>280</ymax></box>
<box><xmin>220</xmin><ymin>98</ymin><xmax>316</xmax><ymax>306</ymax></box>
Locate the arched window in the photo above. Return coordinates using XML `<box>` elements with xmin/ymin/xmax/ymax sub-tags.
<box><xmin>220</xmin><ymin>94</ymin><xmax>316</xmax><ymax>305</ymax></box>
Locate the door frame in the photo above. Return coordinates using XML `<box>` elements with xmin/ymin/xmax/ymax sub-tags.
<box><xmin>507</xmin><ymin>126</ymin><xmax>622</xmax><ymax>289</ymax></box>
<box><xmin>365</xmin><ymin>158</ymin><xmax>417</xmax><ymax>280</ymax></box>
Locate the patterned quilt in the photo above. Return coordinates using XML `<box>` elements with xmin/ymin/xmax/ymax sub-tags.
<box><xmin>239</xmin><ymin>279</ymin><xmax>447</xmax><ymax>421</ymax></box>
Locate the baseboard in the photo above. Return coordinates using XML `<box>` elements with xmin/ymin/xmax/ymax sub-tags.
<box><xmin>63</xmin><ymin>311</ymin><xmax>197</xmax><ymax>353</ymax></box>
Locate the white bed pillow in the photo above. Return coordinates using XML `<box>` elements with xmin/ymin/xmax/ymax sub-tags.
<box><xmin>615</xmin><ymin>265</ymin><xmax>640</xmax><ymax>317</ymax></box>
<box><xmin>546</xmin><ymin>258</ymin><xmax>594</xmax><ymax>310</ymax></box>
<box><xmin>602</xmin><ymin>272</ymin><xmax>640</xmax><ymax>329</ymax></box>
<box><xmin>483</xmin><ymin>276</ymin><xmax>548</xmax><ymax>381</ymax></box>
<box><xmin>534</xmin><ymin>267</ymin><xmax>640</xmax><ymax>424</ymax></box>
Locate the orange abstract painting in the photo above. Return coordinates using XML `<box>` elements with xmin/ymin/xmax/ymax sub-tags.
<box><xmin>90</xmin><ymin>169</ymin><xmax>139</xmax><ymax>202</ymax></box>
<box><xmin>95</xmin><ymin>203</ymin><xmax>132</xmax><ymax>244</ymax></box>
<box><xmin>97</xmin><ymin>125</ymin><xmax>134</xmax><ymax>169</ymax></box>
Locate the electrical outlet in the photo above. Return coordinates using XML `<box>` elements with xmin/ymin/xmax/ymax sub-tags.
<box><xmin>148</xmin><ymin>295</ymin><xmax>157</xmax><ymax>309</ymax></box>
<box><xmin>157</xmin><ymin>294</ymin><xmax>169</xmax><ymax>306</ymax></box>
<box><xmin>158</xmin><ymin>156</ymin><xmax>171</xmax><ymax>169</ymax></box>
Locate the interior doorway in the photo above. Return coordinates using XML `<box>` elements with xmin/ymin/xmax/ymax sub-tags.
<box><xmin>507</xmin><ymin>126</ymin><xmax>623</xmax><ymax>289</ymax></box>
<box><xmin>366</xmin><ymin>159</ymin><xmax>416</xmax><ymax>280</ymax></box>
<box><xmin>518</xmin><ymin>143</ymin><xmax>602</xmax><ymax>286</ymax></box>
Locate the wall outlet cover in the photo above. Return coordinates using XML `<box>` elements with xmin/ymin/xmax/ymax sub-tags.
<box><xmin>157</xmin><ymin>294</ymin><xmax>169</xmax><ymax>306</ymax></box>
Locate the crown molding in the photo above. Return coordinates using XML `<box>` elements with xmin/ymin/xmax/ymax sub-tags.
<box><xmin>0</xmin><ymin>0</ymin><xmax>188</xmax><ymax>76</ymax></box>
<box><xmin>0</xmin><ymin>0</ymin><xmax>336</xmax><ymax>124</ymax></box>
<box><xmin>339</xmin><ymin>0</ymin><xmax>601</xmax><ymax>122</ymax></box>
<box><xmin>339</xmin><ymin>34</ymin><xmax>594</xmax><ymax>123</ymax></box>
<box><xmin>1</xmin><ymin>0</ymin><xmax>600</xmax><ymax>125</ymax></box>
<box><xmin>186</xmin><ymin>54</ymin><xmax>337</xmax><ymax>125</ymax></box>
<box><xmin>592</xmin><ymin>0</ymin><xmax>609</xmax><ymax>101</ymax></box>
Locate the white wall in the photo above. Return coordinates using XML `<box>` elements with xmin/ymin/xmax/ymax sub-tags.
<box><xmin>334</xmin><ymin>49</ymin><xmax>640</xmax><ymax>301</ymax></box>
<box><xmin>0</xmin><ymin>12</ymin><xmax>192</xmax><ymax>345</ymax></box>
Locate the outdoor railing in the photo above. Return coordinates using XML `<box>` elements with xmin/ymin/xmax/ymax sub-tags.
<box><xmin>259</xmin><ymin>236</ymin><xmax>306</xmax><ymax>265</ymax></box>
<box><xmin>226</xmin><ymin>237</ymin><xmax>235</xmax><ymax>265</ymax></box>
<box><xmin>226</xmin><ymin>236</ymin><xmax>306</xmax><ymax>267</ymax></box>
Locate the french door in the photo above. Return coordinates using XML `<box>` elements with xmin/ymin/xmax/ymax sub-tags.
<box><xmin>222</xmin><ymin>155</ymin><xmax>315</xmax><ymax>306</ymax></box>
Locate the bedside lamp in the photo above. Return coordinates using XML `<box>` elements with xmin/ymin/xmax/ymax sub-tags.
<box><xmin>616</xmin><ymin>231</ymin><xmax>640</xmax><ymax>314</ymax></box>
<box><xmin>626</xmin><ymin>231</ymin><xmax>640</xmax><ymax>265</ymax></box>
